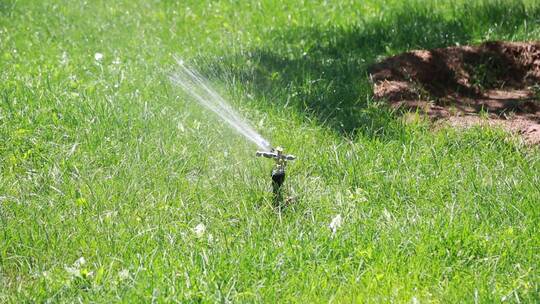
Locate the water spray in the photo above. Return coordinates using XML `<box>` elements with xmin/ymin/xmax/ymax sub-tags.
<box><xmin>170</xmin><ymin>59</ymin><xmax>297</xmax><ymax>204</ymax></box>
<box><xmin>256</xmin><ymin>146</ymin><xmax>296</xmax><ymax>203</ymax></box>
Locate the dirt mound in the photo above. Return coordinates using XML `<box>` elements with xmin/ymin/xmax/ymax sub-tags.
<box><xmin>369</xmin><ymin>41</ymin><xmax>540</xmax><ymax>144</ymax></box>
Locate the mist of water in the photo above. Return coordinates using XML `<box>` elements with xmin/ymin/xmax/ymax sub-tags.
<box><xmin>170</xmin><ymin>58</ymin><xmax>272</xmax><ymax>152</ymax></box>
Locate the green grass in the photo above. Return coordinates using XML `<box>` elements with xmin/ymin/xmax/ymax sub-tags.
<box><xmin>1</xmin><ymin>0</ymin><xmax>540</xmax><ymax>302</ymax></box>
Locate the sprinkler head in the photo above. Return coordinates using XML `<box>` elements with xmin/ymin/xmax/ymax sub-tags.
<box><xmin>256</xmin><ymin>146</ymin><xmax>296</xmax><ymax>206</ymax></box>
<box><xmin>255</xmin><ymin>146</ymin><xmax>296</xmax><ymax>163</ymax></box>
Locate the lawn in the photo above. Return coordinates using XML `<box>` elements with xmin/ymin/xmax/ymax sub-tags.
<box><xmin>1</xmin><ymin>0</ymin><xmax>539</xmax><ymax>302</ymax></box>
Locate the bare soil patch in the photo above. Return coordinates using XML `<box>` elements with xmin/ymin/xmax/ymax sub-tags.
<box><xmin>369</xmin><ymin>41</ymin><xmax>540</xmax><ymax>144</ymax></box>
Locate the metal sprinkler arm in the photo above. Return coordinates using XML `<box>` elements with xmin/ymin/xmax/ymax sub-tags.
<box><xmin>255</xmin><ymin>151</ymin><xmax>278</xmax><ymax>159</ymax></box>
<box><xmin>255</xmin><ymin>149</ymin><xmax>296</xmax><ymax>163</ymax></box>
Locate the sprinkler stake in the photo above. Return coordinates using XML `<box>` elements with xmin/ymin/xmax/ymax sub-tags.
<box><xmin>256</xmin><ymin>146</ymin><xmax>296</xmax><ymax>206</ymax></box>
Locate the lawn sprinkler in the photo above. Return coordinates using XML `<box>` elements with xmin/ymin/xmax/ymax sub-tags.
<box><xmin>256</xmin><ymin>146</ymin><xmax>296</xmax><ymax>205</ymax></box>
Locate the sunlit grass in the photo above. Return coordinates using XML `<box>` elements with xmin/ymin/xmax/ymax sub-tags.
<box><xmin>1</xmin><ymin>0</ymin><xmax>539</xmax><ymax>302</ymax></box>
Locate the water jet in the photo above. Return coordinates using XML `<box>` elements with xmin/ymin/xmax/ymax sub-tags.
<box><xmin>170</xmin><ymin>59</ymin><xmax>296</xmax><ymax>200</ymax></box>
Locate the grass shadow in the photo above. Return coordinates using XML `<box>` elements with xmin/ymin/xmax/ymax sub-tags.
<box><xmin>202</xmin><ymin>1</ymin><xmax>539</xmax><ymax>139</ymax></box>
<box><xmin>0</xmin><ymin>0</ymin><xmax>17</xmax><ymax>17</ymax></box>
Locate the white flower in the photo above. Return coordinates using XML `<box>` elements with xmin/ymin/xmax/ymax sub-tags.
<box><xmin>112</xmin><ymin>57</ymin><xmax>121</xmax><ymax>65</ymax></box>
<box><xmin>61</xmin><ymin>51</ymin><xmax>69</xmax><ymax>65</ymax></box>
<box><xmin>65</xmin><ymin>266</ymin><xmax>80</xmax><ymax>277</ymax></box>
<box><xmin>193</xmin><ymin>223</ymin><xmax>206</xmax><ymax>237</ymax></box>
<box><xmin>94</xmin><ymin>52</ymin><xmax>104</xmax><ymax>61</ymax></box>
<box><xmin>329</xmin><ymin>214</ymin><xmax>342</xmax><ymax>234</ymax></box>
<box><xmin>65</xmin><ymin>256</ymin><xmax>86</xmax><ymax>277</ymax></box>
<box><xmin>73</xmin><ymin>256</ymin><xmax>86</xmax><ymax>267</ymax></box>
<box><xmin>118</xmin><ymin>269</ymin><xmax>130</xmax><ymax>280</ymax></box>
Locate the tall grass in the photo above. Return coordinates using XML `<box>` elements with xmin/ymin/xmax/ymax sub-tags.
<box><xmin>1</xmin><ymin>0</ymin><xmax>539</xmax><ymax>302</ymax></box>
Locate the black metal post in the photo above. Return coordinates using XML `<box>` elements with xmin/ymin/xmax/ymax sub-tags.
<box><xmin>271</xmin><ymin>167</ymin><xmax>285</xmax><ymax>206</ymax></box>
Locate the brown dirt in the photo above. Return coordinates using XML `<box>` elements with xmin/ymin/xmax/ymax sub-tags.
<box><xmin>368</xmin><ymin>41</ymin><xmax>540</xmax><ymax>144</ymax></box>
